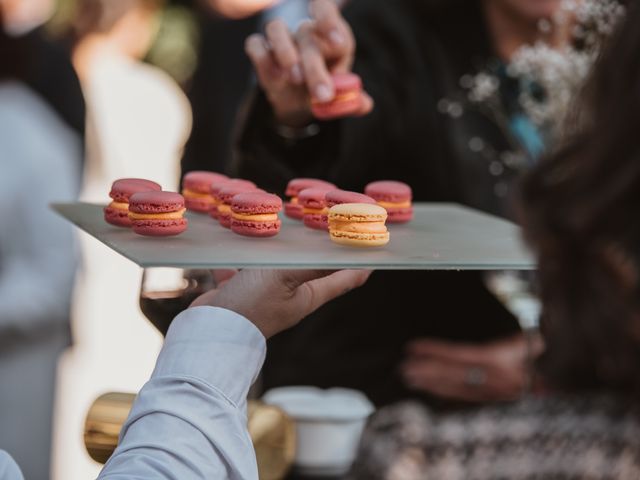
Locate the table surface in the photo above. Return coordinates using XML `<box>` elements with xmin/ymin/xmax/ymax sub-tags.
<box><xmin>52</xmin><ymin>202</ymin><xmax>534</xmax><ymax>270</ymax></box>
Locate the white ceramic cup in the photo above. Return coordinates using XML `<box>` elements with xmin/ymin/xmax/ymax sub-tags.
<box><xmin>262</xmin><ymin>386</ymin><xmax>375</xmax><ymax>476</ymax></box>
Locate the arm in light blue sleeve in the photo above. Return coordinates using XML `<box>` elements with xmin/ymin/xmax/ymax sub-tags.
<box><xmin>98</xmin><ymin>306</ymin><xmax>266</xmax><ymax>480</ymax></box>
<box><xmin>0</xmin><ymin>450</ymin><xmax>24</xmax><ymax>480</ymax></box>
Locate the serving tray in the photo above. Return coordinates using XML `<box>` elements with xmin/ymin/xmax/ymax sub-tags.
<box><xmin>52</xmin><ymin>202</ymin><xmax>534</xmax><ymax>270</ymax></box>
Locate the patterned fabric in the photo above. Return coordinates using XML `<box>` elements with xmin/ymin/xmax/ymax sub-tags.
<box><xmin>349</xmin><ymin>395</ymin><xmax>640</xmax><ymax>480</ymax></box>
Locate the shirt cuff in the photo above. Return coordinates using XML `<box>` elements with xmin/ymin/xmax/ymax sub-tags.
<box><xmin>153</xmin><ymin>306</ymin><xmax>266</xmax><ymax>407</ymax></box>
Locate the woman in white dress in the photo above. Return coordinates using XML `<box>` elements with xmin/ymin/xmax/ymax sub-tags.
<box><xmin>54</xmin><ymin>2</ymin><xmax>192</xmax><ymax>478</ymax></box>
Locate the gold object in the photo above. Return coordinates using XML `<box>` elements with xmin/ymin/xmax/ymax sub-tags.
<box><xmin>84</xmin><ymin>392</ymin><xmax>296</xmax><ymax>479</ymax></box>
<box><xmin>84</xmin><ymin>392</ymin><xmax>136</xmax><ymax>464</ymax></box>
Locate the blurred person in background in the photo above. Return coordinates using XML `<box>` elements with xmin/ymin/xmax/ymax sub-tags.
<box><xmin>0</xmin><ymin>5</ymin><xmax>80</xmax><ymax>479</ymax></box>
<box><xmin>234</xmin><ymin>0</ymin><xmax>574</xmax><ymax>407</ymax></box>
<box><xmin>53</xmin><ymin>2</ymin><xmax>191</xmax><ymax>477</ymax></box>
<box><xmin>0</xmin><ymin>0</ymin><xmax>85</xmax><ymax>166</ymax></box>
<box><xmin>351</xmin><ymin>4</ymin><xmax>640</xmax><ymax>475</ymax></box>
<box><xmin>71</xmin><ymin>0</ymin><xmax>191</xmax><ymax>192</ymax></box>
<box><xmin>182</xmin><ymin>0</ymin><xmax>332</xmax><ymax>177</ymax></box>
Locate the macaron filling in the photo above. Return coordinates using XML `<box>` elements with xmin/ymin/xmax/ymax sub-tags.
<box><xmin>128</xmin><ymin>208</ymin><xmax>186</xmax><ymax>221</ymax></box>
<box><xmin>107</xmin><ymin>201</ymin><xmax>129</xmax><ymax>211</ymax></box>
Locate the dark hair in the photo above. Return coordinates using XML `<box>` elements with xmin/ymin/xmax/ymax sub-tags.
<box><xmin>0</xmin><ymin>9</ymin><xmax>28</xmax><ymax>80</ymax></box>
<box><xmin>519</xmin><ymin>2</ymin><xmax>640</xmax><ymax>395</ymax></box>
<box><xmin>72</xmin><ymin>0</ymin><xmax>164</xmax><ymax>40</ymax></box>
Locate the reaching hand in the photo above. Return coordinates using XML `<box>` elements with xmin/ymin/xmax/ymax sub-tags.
<box><xmin>400</xmin><ymin>333</ymin><xmax>544</xmax><ymax>403</ymax></box>
<box><xmin>191</xmin><ymin>269</ymin><xmax>372</xmax><ymax>338</ymax></box>
<box><xmin>245</xmin><ymin>0</ymin><xmax>373</xmax><ymax>127</ymax></box>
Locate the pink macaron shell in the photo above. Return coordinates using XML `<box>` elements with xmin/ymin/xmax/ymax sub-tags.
<box><xmin>231</xmin><ymin>192</ymin><xmax>283</xmax><ymax>214</ymax></box>
<box><xmin>332</xmin><ymin>72</ymin><xmax>362</xmax><ymax>91</ymax></box>
<box><xmin>285</xmin><ymin>178</ymin><xmax>337</xmax><ymax>197</ymax></box>
<box><xmin>104</xmin><ymin>206</ymin><xmax>132</xmax><ymax>227</ymax></box>
<box><xmin>364</xmin><ymin>180</ymin><xmax>413</xmax><ymax>203</ymax></box>
<box><xmin>231</xmin><ymin>219</ymin><xmax>281</xmax><ymax>237</ymax></box>
<box><xmin>211</xmin><ymin>178</ymin><xmax>255</xmax><ymax>197</ymax></box>
<box><xmin>298</xmin><ymin>187</ymin><xmax>334</xmax><ymax>209</ymax></box>
<box><xmin>303</xmin><ymin>213</ymin><xmax>329</xmax><ymax>230</ymax></box>
<box><xmin>182</xmin><ymin>171</ymin><xmax>228</xmax><ymax>193</ymax></box>
<box><xmin>184</xmin><ymin>196</ymin><xmax>214</xmax><ymax>213</ymax></box>
<box><xmin>325</xmin><ymin>189</ymin><xmax>377</xmax><ymax>208</ymax></box>
<box><xmin>129</xmin><ymin>191</ymin><xmax>185</xmax><ymax>214</ymax></box>
<box><xmin>218</xmin><ymin>214</ymin><xmax>233</xmax><ymax>228</ymax></box>
<box><xmin>284</xmin><ymin>202</ymin><xmax>304</xmax><ymax>220</ymax></box>
<box><xmin>109</xmin><ymin>178</ymin><xmax>162</xmax><ymax>203</ymax></box>
<box><xmin>217</xmin><ymin>185</ymin><xmax>261</xmax><ymax>205</ymax></box>
<box><xmin>385</xmin><ymin>206</ymin><xmax>414</xmax><ymax>224</ymax></box>
<box><xmin>311</xmin><ymin>96</ymin><xmax>363</xmax><ymax>120</ymax></box>
<box><xmin>131</xmin><ymin>218</ymin><xmax>188</xmax><ymax>236</ymax></box>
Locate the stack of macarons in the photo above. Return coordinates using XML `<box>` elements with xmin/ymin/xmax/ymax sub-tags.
<box><xmin>285</xmin><ymin>178</ymin><xmax>336</xmax><ymax>220</ymax></box>
<box><xmin>104</xmin><ymin>178</ymin><xmax>161</xmax><ymax>227</ymax></box>
<box><xmin>181</xmin><ymin>171</ymin><xmax>229</xmax><ymax>213</ymax></box>
<box><xmin>328</xmin><ymin>203</ymin><xmax>390</xmax><ymax>247</ymax></box>
<box><xmin>364</xmin><ymin>180</ymin><xmax>413</xmax><ymax>223</ymax></box>
<box><xmin>128</xmin><ymin>191</ymin><xmax>188</xmax><ymax>236</ymax></box>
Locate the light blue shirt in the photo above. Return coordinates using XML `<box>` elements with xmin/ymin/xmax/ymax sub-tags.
<box><xmin>0</xmin><ymin>306</ymin><xmax>267</xmax><ymax>479</ymax></box>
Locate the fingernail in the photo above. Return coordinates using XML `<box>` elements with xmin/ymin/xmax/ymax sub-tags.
<box><xmin>329</xmin><ymin>29</ymin><xmax>344</xmax><ymax>45</ymax></box>
<box><xmin>315</xmin><ymin>84</ymin><xmax>333</xmax><ymax>102</ymax></box>
<box><xmin>290</xmin><ymin>64</ymin><xmax>303</xmax><ymax>84</ymax></box>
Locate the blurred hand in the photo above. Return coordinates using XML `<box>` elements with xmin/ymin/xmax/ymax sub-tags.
<box><xmin>401</xmin><ymin>333</ymin><xmax>544</xmax><ymax>403</ymax></box>
<box><xmin>245</xmin><ymin>0</ymin><xmax>373</xmax><ymax>126</ymax></box>
<box><xmin>205</xmin><ymin>0</ymin><xmax>278</xmax><ymax>19</ymax></box>
<box><xmin>191</xmin><ymin>269</ymin><xmax>371</xmax><ymax>338</ymax></box>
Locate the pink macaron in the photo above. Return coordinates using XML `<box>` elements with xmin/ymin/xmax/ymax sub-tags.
<box><xmin>364</xmin><ymin>180</ymin><xmax>414</xmax><ymax>223</ymax></box>
<box><xmin>311</xmin><ymin>73</ymin><xmax>363</xmax><ymax>120</ymax></box>
<box><xmin>230</xmin><ymin>191</ymin><xmax>283</xmax><ymax>238</ymax></box>
<box><xmin>325</xmin><ymin>189</ymin><xmax>377</xmax><ymax>208</ymax></box>
<box><xmin>299</xmin><ymin>187</ymin><xmax>336</xmax><ymax>230</ymax></box>
<box><xmin>182</xmin><ymin>171</ymin><xmax>229</xmax><ymax>213</ymax></box>
<box><xmin>210</xmin><ymin>179</ymin><xmax>257</xmax><ymax>220</ymax></box>
<box><xmin>105</xmin><ymin>178</ymin><xmax>162</xmax><ymax>227</ymax></box>
<box><xmin>217</xmin><ymin>183</ymin><xmax>263</xmax><ymax>228</ymax></box>
<box><xmin>285</xmin><ymin>178</ymin><xmax>337</xmax><ymax>220</ymax></box>
<box><xmin>128</xmin><ymin>191</ymin><xmax>187</xmax><ymax>236</ymax></box>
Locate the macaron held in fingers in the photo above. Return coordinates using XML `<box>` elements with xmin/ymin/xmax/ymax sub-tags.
<box><xmin>328</xmin><ymin>203</ymin><xmax>390</xmax><ymax>247</ymax></box>
<box><xmin>128</xmin><ymin>191</ymin><xmax>188</xmax><ymax>236</ymax></box>
<box><xmin>231</xmin><ymin>191</ymin><xmax>283</xmax><ymax>238</ymax></box>
<box><xmin>311</xmin><ymin>73</ymin><xmax>364</xmax><ymax>120</ymax></box>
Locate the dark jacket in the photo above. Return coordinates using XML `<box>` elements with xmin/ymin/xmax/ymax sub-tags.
<box><xmin>233</xmin><ymin>0</ymin><xmax>526</xmax><ymax>406</ymax></box>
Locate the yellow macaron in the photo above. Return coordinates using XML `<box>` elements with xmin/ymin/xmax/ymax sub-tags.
<box><xmin>328</xmin><ymin>203</ymin><xmax>390</xmax><ymax>247</ymax></box>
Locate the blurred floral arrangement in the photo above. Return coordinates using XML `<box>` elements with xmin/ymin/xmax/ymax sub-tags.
<box><xmin>464</xmin><ymin>0</ymin><xmax>626</xmax><ymax>148</ymax></box>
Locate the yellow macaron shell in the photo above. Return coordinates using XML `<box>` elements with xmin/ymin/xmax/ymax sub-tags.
<box><xmin>328</xmin><ymin>203</ymin><xmax>390</xmax><ymax>247</ymax></box>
